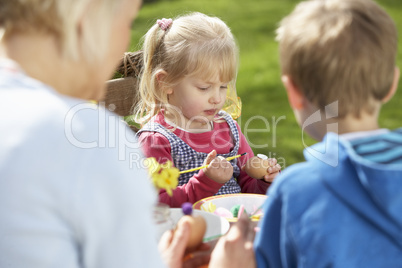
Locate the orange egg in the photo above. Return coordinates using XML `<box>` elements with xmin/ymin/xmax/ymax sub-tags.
<box><xmin>176</xmin><ymin>215</ymin><xmax>207</xmax><ymax>250</ymax></box>
<box><xmin>244</xmin><ymin>154</ymin><xmax>271</xmax><ymax>179</ymax></box>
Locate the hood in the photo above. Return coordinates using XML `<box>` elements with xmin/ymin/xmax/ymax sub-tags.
<box><xmin>304</xmin><ymin>132</ymin><xmax>402</xmax><ymax>248</ymax></box>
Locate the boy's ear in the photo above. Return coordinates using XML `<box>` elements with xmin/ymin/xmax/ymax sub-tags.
<box><xmin>282</xmin><ymin>75</ymin><xmax>304</xmax><ymax>110</ymax></box>
<box><xmin>155</xmin><ymin>70</ymin><xmax>173</xmax><ymax>94</ymax></box>
<box><xmin>382</xmin><ymin>67</ymin><xmax>400</xmax><ymax>103</ymax></box>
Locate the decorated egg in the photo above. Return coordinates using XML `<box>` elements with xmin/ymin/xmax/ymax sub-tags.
<box><xmin>244</xmin><ymin>154</ymin><xmax>271</xmax><ymax>179</ymax></box>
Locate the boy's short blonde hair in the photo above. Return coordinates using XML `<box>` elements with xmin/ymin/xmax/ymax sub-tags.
<box><xmin>0</xmin><ymin>0</ymin><xmax>125</xmax><ymax>61</ymax></box>
<box><xmin>136</xmin><ymin>12</ymin><xmax>239</xmax><ymax>125</ymax></box>
<box><xmin>277</xmin><ymin>0</ymin><xmax>398</xmax><ymax>118</ymax></box>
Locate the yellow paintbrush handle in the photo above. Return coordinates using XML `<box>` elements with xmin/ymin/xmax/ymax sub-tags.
<box><xmin>225</xmin><ymin>153</ymin><xmax>245</xmax><ymax>161</ymax></box>
<box><xmin>178</xmin><ymin>165</ymin><xmax>208</xmax><ymax>174</ymax></box>
<box><xmin>178</xmin><ymin>153</ymin><xmax>247</xmax><ymax>174</ymax></box>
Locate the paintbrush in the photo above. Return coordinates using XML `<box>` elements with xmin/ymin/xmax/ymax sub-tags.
<box><xmin>179</xmin><ymin>152</ymin><xmax>247</xmax><ymax>174</ymax></box>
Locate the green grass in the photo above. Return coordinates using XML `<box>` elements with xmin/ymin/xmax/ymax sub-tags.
<box><xmin>129</xmin><ymin>0</ymin><xmax>402</xmax><ymax>168</ymax></box>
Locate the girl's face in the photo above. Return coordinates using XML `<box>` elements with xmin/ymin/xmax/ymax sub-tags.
<box><xmin>166</xmin><ymin>74</ymin><xmax>228</xmax><ymax>131</ymax></box>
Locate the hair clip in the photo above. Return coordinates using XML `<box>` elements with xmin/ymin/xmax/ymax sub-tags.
<box><xmin>157</xmin><ymin>18</ymin><xmax>173</xmax><ymax>31</ymax></box>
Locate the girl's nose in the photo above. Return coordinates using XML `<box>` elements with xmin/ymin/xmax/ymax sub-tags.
<box><xmin>209</xmin><ymin>88</ymin><xmax>222</xmax><ymax>104</ymax></box>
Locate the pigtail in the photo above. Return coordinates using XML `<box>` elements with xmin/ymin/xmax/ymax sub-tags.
<box><xmin>134</xmin><ymin>24</ymin><xmax>166</xmax><ymax>126</ymax></box>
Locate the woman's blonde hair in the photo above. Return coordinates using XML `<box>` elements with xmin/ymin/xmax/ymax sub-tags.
<box><xmin>135</xmin><ymin>12</ymin><xmax>240</xmax><ymax>125</ymax></box>
<box><xmin>0</xmin><ymin>0</ymin><xmax>125</xmax><ymax>62</ymax></box>
<box><xmin>276</xmin><ymin>0</ymin><xmax>398</xmax><ymax>118</ymax></box>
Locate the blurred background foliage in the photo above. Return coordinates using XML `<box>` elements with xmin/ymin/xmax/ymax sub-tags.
<box><xmin>127</xmin><ymin>0</ymin><xmax>402</xmax><ymax>168</ymax></box>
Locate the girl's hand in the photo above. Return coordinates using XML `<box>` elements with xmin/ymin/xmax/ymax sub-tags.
<box><xmin>203</xmin><ymin>150</ymin><xmax>233</xmax><ymax>184</ymax></box>
<box><xmin>262</xmin><ymin>158</ymin><xmax>281</xmax><ymax>183</ymax></box>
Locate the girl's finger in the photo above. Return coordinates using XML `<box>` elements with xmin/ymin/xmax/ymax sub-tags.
<box><xmin>204</xmin><ymin>150</ymin><xmax>217</xmax><ymax>165</ymax></box>
<box><xmin>263</xmin><ymin>171</ymin><xmax>279</xmax><ymax>182</ymax></box>
<box><xmin>267</xmin><ymin>164</ymin><xmax>281</xmax><ymax>174</ymax></box>
<box><xmin>267</xmin><ymin>158</ymin><xmax>277</xmax><ymax>166</ymax></box>
<box><xmin>275</xmin><ymin>164</ymin><xmax>281</xmax><ymax>171</ymax></box>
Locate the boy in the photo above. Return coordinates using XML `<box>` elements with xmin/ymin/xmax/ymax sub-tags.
<box><xmin>254</xmin><ymin>0</ymin><xmax>402</xmax><ymax>267</ymax></box>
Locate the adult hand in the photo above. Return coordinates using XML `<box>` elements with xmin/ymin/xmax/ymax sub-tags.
<box><xmin>208</xmin><ymin>212</ymin><xmax>256</xmax><ymax>268</ymax></box>
<box><xmin>158</xmin><ymin>221</ymin><xmax>210</xmax><ymax>268</ymax></box>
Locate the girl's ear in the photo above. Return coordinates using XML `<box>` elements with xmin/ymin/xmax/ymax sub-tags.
<box><xmin>282</xmin><ymin>75</ymin><xmax>305</xmax><ymax>110</ymax></box>
<box><xmin>382</xmin><ymin>66</ymin><xmax>400</xmax><ymax>104</ymax></box>
<box><xmin>156</xmin><ymin>70</ymin><xmax>173</xmax><ymax>94</ymax></box>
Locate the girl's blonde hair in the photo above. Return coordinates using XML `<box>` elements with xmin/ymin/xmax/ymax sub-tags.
<box><xmin>276</xmin><ymin>0</ymin><xmax>398</xmax><ymax>118</ymax></box>
<box><xmin>0</xmin><ymin>0</ymin><xmax>126</xmax><ymax>62</ymax></box>
<box><xmin>135</xmin><ymin>12</ymin><xmax>240</xmax><ymax>125</ymax></box>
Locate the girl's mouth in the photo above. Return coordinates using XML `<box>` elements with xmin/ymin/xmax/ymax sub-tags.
<box><xmin>204</xmin><ymin>109</ymin><xmax>217</xmax><ymax>115</ymax></box>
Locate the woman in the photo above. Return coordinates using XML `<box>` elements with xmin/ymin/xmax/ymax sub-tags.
<box><xmin>0</xmin><ymin>0</ymin><xmax>189</xmax><ymax>267</ymax></box>
<box><xmin>0</xmin><ymin>0</ymin><xmax>255</xmax><ymax>267</ymax></box>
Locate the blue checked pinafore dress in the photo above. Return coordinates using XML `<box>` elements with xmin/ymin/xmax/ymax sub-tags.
<box><xmin>137</xmin><ymin>111</ymin><xmax>241</xmax><ymax>195</ymax></box>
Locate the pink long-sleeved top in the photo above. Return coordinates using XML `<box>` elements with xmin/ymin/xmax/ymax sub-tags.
<box><xmin>138</xmin><ymin>112</ymin><xmax>270</xmax><ymax>207</ymax></box>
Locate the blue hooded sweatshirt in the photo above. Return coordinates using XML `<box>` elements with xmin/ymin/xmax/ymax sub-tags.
<box><xmin>254</xmin><ymin>130</ymin><xmax>402</xmax><ymax>268</ymax></box>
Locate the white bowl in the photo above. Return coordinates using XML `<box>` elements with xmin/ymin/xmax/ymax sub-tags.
<box><xmin>193</xmin><ymin>193</ymin><xmax>267</xmax><ymax>222</ymax></box>
<box><xmin>156</xmin><ymin>208</ymin><xmax>230</xmax><ymax>242</ymax></box>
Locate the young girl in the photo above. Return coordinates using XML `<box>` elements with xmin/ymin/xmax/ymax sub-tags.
<box><xmin>135</xmin><ymin>12</ymin><xmax>281</xmax><ymax>207</ymax></box>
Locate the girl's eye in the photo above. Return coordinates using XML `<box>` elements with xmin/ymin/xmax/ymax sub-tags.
<box><xmin>198</xmin><ymin>86</ymin><xmax>210</xmax><ymax>91</ymax></box>
<box><xmin>220</xmin><ymin>85</ymin><xmax>228</xmax><ymax>89</ymax></box>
